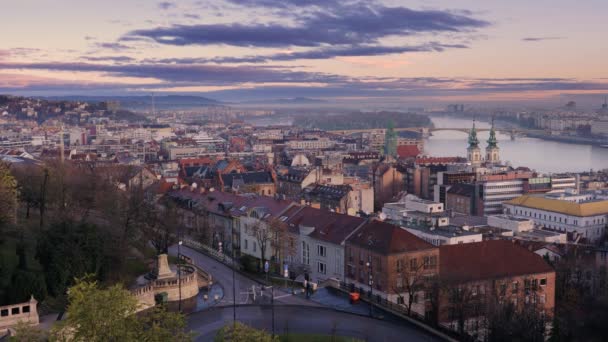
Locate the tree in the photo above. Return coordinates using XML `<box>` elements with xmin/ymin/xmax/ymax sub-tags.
<box><xmin>214</xmin><ymin>322</ymin><xmax>277</xmax><ymax>342</ymax></box>
<box><xmin>144</xmin><ymin>199</ymin><xmax>179</xmax><ymax>255</ymax></box>
<box><xmin>393</xmin><ymin>256</ymin><xmax>428</xmax><ymax>317</ymax></box>
<box><xmin>36</xmin><ymin>221</ymin><xmax>109</xmax><ymax>297</ymax></box>
<box><xmin>0</xmin><ymin>161</ymin><xmax>18</xmax><ymax>228</ymax></box>
<box><xmin>138</xmin><ymin>305</ymin><xmax>194</xmax><ymax>342</ymax></box>
<box><xmin>8</xmin><ymin>321</ymin><xmax>46</xmax><ymax>342</ymax></box>
<box><xmin>249</xmin><ymin>217</ymin><xmax>286</xmax><ymax>270</ymax></box>
<box><xmin>51</xmin><ymin>278</ymin><xmax>192</xmax><ymax>342</ymax></box>
<box><xmin>51</xmin><ymin>278</ymin><xmax>141</xmax><ymax>341</ymax></box>
<box><xmin>486</xmin><ymin>298</ymin><xmax>548</xmax><ymax>342</ymax></box>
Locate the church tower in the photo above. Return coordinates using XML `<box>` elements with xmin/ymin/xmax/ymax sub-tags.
<box><xmin>486</xmin><ymin>118</ymin><xmax>500</xmax><ymax>164</ymax></box>
<box><xmin>467</xmin><ymin>120</ymin><xmax>482</xmax><ymax>167</ymax></box>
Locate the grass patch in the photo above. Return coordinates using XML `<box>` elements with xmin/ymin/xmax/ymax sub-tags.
<box><xmin>280</xmin><ymin>334</ymin><xmax>363</xmax><ymax>342</ymax></box>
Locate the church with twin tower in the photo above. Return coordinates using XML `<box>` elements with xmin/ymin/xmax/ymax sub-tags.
<box><xmin>467</xmin><ymin>119</ymin><xmax>500</xmax><ymax>167</ymax></box>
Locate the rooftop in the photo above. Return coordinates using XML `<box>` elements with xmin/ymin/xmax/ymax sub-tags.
<box><xmin>506</xmin><ymin>195</ymin><xmax>608</xmax><ymax>217</ymax></box>
<box><xmin>347</xmin><ymin>220</ymin><xmax>435</xmax><ymax>255</ymax></box>
<box><xmin>439</xmin><ymin>240</ymin><xmax>554</xmax><ymax>284</ymax></box>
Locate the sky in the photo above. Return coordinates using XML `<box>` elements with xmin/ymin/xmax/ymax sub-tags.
<box><xmin>1</xmin><ymin>0</ymin><xmax>607</xmax><ymax>105</ymax></box>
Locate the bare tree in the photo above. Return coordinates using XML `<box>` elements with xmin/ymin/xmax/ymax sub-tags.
<box><xmin>393</xmin><ymin>257</ymin><xmax>428</xmax><ymax>317</ymax></box>
<box><xmin>144</xmin><ymin>200</ymin><xmax>178</xmax><ymax>255</ymax></box>
<box><xmin>250</xmin><ymin>217</ymin><xmax>286</xmax><ymax>269</ymax></box>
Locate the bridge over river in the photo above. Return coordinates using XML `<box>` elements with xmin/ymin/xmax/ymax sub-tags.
<box><xmin>328</xmin><ymin>127</ymin><xmax>543</xmax><ymax>137</ymax></box>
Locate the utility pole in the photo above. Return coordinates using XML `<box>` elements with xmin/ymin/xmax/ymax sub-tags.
<box><xmin>367</xmin><ymin>255</ymin><xmax>373</xmax><ymax>318</ymax></box>
<box><xmin>231</xmin><ymin>223</ymin><xmax>236</xmax><ymax>329</ymax></box>
<box><xmin>271</xmin><ymin>286</ymin><xmax>275</xmax><ymax>338</ymax></box>
<box><xmin>178</xmin><ymin>234</ymin><xmax>183</xmax><ymax>312</ymax></box>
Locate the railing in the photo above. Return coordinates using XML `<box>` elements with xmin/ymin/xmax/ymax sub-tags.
<box><xmin>335</xmin><ymin>281</ymin><xmax>460</xmax><ymax>341</ymax></box>
<box><xmin>182</xmin><ymin>238</ymin><xmax>241</xmax><ymax>270</ymax></box>
<box><xmin>0</xmin><ymin>297</ymin><xmax>39</xmax><ymax>331</ymax></box>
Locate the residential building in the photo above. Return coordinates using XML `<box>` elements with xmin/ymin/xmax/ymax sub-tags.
<box><xmin>438</xmin><ymin>240</ymin><xmax>556</xmax><ymax>337</ymax></box>
<box><xmin>345</xmin><ymin>220</ymin><xmax>439</xmax><ymax>316</ymax></box>
<box><xmin>286</xmin><ymin>207</ymin><xmax>366</xmax><ymax>283</ymax></box>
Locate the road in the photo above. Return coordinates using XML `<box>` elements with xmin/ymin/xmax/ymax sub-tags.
<box><xmin>167</xmin><ymin>244</ymin><xmax>318</xmax><ymax>307</ymax></box>
<box><xmin>187</xmin><ymin>305</ymin><xmax>441</xmax><ymax>341</ymax></box>
<box><xmin>168</xmin><ymin>245</ymin><xmax>445</xmax><ymax>341</ymax></box>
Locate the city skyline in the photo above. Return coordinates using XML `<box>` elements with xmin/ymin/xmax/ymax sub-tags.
<box><xmin>1</xmin><ymin>0</ymin><xmax>607</xmax><ymax>104</ymax></box>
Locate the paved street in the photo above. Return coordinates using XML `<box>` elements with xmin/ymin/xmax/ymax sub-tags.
<box><xmin>169</xmin><ymin>245</ymin><xmax>444</xmax><ymax>341</ymax></box>
<box><xmin>167</xmin><ymin>244</ymin><xmax>319</xmax><ymax>307</ymax></box>
<box><xmin>187</xmin><ymin>305</ymin><xmax>442</xmax><ymax>341</ymax></box>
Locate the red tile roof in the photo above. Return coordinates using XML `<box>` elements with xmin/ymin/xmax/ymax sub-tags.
<box><xmin>287</xmin><ymin>206</ymin><xmax>366</xmax><ymax>244</ymax></box>
<box><xmin>347</xmin><ymin>220</ymin><xmax>435</xmax><ymax>255</ymax></box>
<box><xmin>415</xmin><ymin>157</ymin><xmax>465</xmax><ymax>165</ymax></box>
<box><xmin>439</xmin><ymin>240</ymin><xmax>554</xmax><ymax>284</ymax></box>
<box><xmin>397</xmin><ymin>145</ymin><xmax>421</xmax><ymax>158</ymax></box>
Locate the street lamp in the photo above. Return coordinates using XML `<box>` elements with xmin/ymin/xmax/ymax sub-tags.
<box><xmin>231</xmin><ymin>223</ymin><xmax>236</xmax><ymax>329</ymax></box>
<box><xmin>178</xmin><ymin>239</ymin><xmax>183</xmax><ymax>312</ymax></box>
<box><xmin>366</xmin><ymin>256</ymin><xmax>373</xmax><ymax>318</ymax></box>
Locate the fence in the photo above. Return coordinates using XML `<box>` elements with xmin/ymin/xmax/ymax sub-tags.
<box><xmin>0</xmin><ymin>297</ymin><xmax>39</xmax><ymax>332</ymax></box>
<box><xmin>335</xmin><ymin>282</ymin><xmax>460</xmax><ymax>341</ymax></box>
<box><xmin>182</xmin><ymin>238</ymin><xmax>241</xmax><ymax>270</ymax></box>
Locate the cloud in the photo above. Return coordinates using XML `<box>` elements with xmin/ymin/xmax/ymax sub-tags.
<box><xmin>184</xmin><ymin>13</ymin><xmax>201</xmax><ymax>19</ymax></box>
<box><xmin>147</xmin><ymin>42</ymin><xmax>469</xmax><ymax>64</ymax></box>
<box><xmin>95</xmin><ymin>42</ymin><xmax>133</xmax><ymax>51</ymax></box>
<box><xmin>522</xmin><ymin>36</ymin><xmax>565</xmax><ymax>42</ymax></box>
<box><xmin>224</xmin><ymin>0</ymin><xmax>334</xmax><ymax>7</ymax></box>
<box><xmin>158</xmin><ymin>1</ymin><xmax>175</xmax><ymax>10</ymax></box>
<box><xmin>81</xmin><ymin>56</ymin><xmax>135</xmax><ymax>63</ymax></box>
<box><xmin>0</xmin><ymin>61</ymin><xmax>347</xmax><ymax>85</ymax></box>
<box><xmin>2</xmin><ymin>60</ymin><xmax>608</xmax><ymax>100</ymax></box>
<box><xmin>127</xmin><ymin>3</ymin><xmax>488</xmax><ymax>48</ymax></box>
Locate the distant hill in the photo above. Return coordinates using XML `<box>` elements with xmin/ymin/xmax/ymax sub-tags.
<box><xmin>242</xmin><ymin>97</ymin><xmax>328</xmax><ymax>105</ymax></box>
<box><xmin>46</xmin><ymin>95</ymin><xmax>224</xmax><ymax>111</ymax></box>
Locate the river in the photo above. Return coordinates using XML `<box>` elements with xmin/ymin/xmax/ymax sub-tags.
<box><xmin>425</xmin><ymin>117</ymin><xmax>608</xmax><ymax>173</ymax></box>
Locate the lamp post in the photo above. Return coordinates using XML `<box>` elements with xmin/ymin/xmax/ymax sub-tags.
<box><xmin>366</xmin><ymin>256</ymin><xmax>373</xmax><ymax>318</ymax></box>
<box><xmin>231</xmin><ymin>223</ymin><xmax>236</xmax><ymax>329</ymax></box>
<box><xmin>271</xmin><ymin>286</ymin><xmax>275</xmax><ymax>338</ymax></box>
<box><xmin>178</xmin><ymin>239</ymin><xmax>183</xmax><ymax>312</ymax></box>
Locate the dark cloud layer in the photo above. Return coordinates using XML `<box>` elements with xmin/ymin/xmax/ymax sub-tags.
<box><xmin>0</xmin><ymin>62</ymin><xmax>346</xmax><ymax>85</ymax></box>
<box><xmin>1</xmin><ymin>61</ymin><xmax>607</xmax><ymax>100</ymax></box>
<box><xmin>147</xmin><ymin>42</ymin><xmax>469</xmax><ymax>64</ymax></box>
<box><xmin>128</xmin><ymin>3</ymin><xmax>488</xmax><ymax>48</ymax></box>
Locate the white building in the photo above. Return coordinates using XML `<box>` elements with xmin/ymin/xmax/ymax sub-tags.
<box><xmin>503</xmin><ymin>195</ymin><xmax>608</xmax><ymax>243</ymax></box>
<box><xmin>488</xmin><ymin>214</ymin><xmax>567</xmax><ymax>243</ymax></box>
<box><xmin>287</xmin><ymin>138</ymin><xmax>335</xmax><ymax>150</ymax></box>
<box><xmin>402</xmin><ymin>225</ymin><xmax>483</xmax><ymax>246</ymax></box>
<box><xmin>481</xmin><ymin>179</ymin><xmax>526</xmax><ymax>216</ymax></box>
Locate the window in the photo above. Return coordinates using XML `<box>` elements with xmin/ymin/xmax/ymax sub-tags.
<box><xmin>302</xmin><ymin>242</ymin><xmax>310</xmax><ymax>265</ymax></box>
<box><xmin>318</xmin><ymin>262</ymin><xmax>326</xmax><ymax>274</ymax></box>
<box><xmin>512</xmin><ymin>281</ymin><xmax>519</xmax><ymax>294</ymax></box>
<box><xmin>410</xmin><ymin>258</ymin><xmax>418</xmax><ymax>271</ymax></box>
<box><xmin>244</xmin><ymin>239</ymin><xmax>248</xmax><ymax>250</ymax></box>
<box><xmin>540</xmin><ymin>278</ymin><xmax>547</xmax><ymax>286</ymax></box>
<box><xmin>11</xmin><ymin>307</ymin><xmax>19</xmax><ymax>315</ymax></box>
<box><xmin>317</xmin><ymin>245</ymin><xmax>326</xmax><ymax>257</ymax></box>
<box><xmin>22</xmin><ymin>306</ymin><xmax>30</xmax><ymax>313</ymax></box>
<box><xmin>253</xmin><ymin>242</ymin><xmax>257</xmax><ymax>253</ymax></box>
<box><xmin>396</xmin><ymin>259</ymin><xmax>403</xmax><ymax>272</ymax></box>
<box><xmin>423</xmin><ymin>255</ymin><xmax>437</xmax><ymax>269</ymax></box>
<box><xmin>0</xmin><ymin>309</ymin><xmax>7</xmax><ymax>317</ymax></box>
<box><xmin>500</xmin><ymin>283</ymin><xmax>507</xmax><ymax>296</ymax></box>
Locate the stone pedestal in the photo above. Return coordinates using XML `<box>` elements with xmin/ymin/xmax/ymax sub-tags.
<box><xmin>156</xmin><ymin>254</ymin><xmax>175</xmax><ymax>280</ymax></box>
